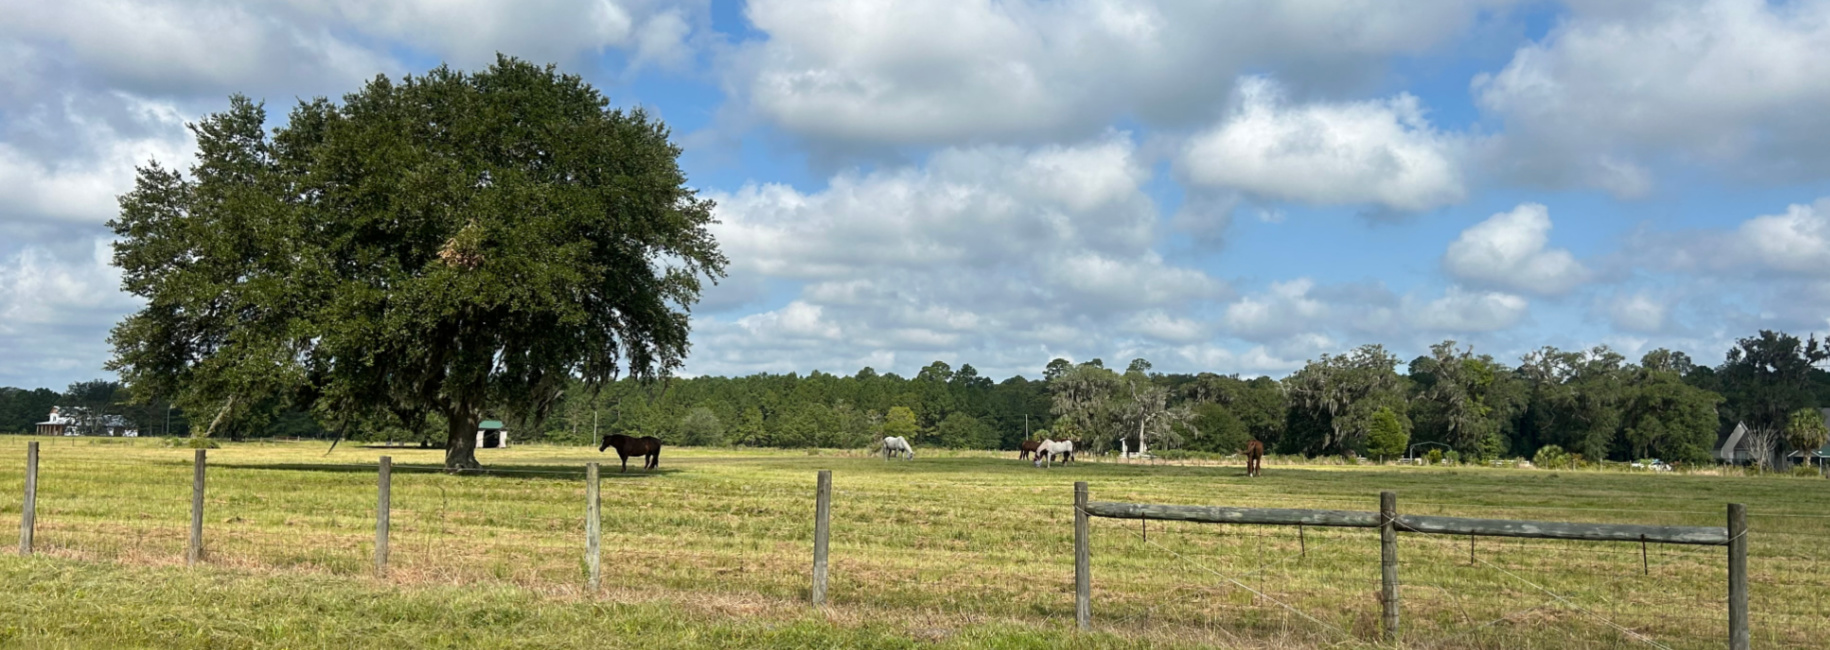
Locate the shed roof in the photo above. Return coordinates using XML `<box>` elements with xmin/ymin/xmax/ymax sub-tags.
<box><xmin>478</xmin><ymin>420</ymin><xmax>505</xmax><ymax>430</ymax></box>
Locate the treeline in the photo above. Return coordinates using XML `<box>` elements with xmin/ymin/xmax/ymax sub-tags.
<box><xmin>524</xmin><ymin>331</ymin><xmax>1830</xmax><ymax>466</ymax></box>
<box><xmin>8</xmin><ymin>330</ymin><xmax>1829</xmax><ymax>465</ymax></box>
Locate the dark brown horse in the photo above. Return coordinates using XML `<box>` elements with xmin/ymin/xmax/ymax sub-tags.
<box><xmin>1245</xmin><ymin>440</ymin><xmax>1264</xmax><ymax>477</ymax></box>
<box><xmin>1018</xmin><ymin>439</ymin><xmax>1042</xmax><ymax>460</ymax></box>
<box><xmin>600</xmin><ymin>434</ymin><xmax>662</xmax><ymax>472</ymax></box>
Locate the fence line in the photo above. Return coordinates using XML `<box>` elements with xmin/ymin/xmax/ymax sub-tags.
<box><xmin>9</xmin><ymin>444</ymin><xmax>1804</xmax><ymax>649</ymax></box>
<box><xmin>1073</xmin><ymin>481</ymin><xmax>1750</xmax><ymax>649</ymax></box>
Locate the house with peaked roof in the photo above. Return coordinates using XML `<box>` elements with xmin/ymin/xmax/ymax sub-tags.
<box><xmin>35</xmin><ymin>406</ymin><xmax>137</xmax><ymax>437</ymax></box>
<box><xmin>1716</xmin><ymin>407</ymin><xmax>1830</xmax><ymax>468</ymax></box>
<box><xmin>34</xmin><ymin>406</ymin><xmax>76</xmax><ymax>436</ymax></box>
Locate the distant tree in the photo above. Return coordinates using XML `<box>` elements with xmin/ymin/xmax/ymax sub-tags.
<box><xmin>1049</xmin><ymin>363</ymin><xmax>1122</xmax><ymax>450</ymax></box>
<box><xmin>731</xmin><ymin>406</ymin><xmax>766</xmax><ymax>446</ymax></box>
<box><xmin>931</xmin><ymin>412</ymin><xmax>997</xmax><ymax>449</ymax></box>
<box><xmin>1518</xmin><ymin>346</ymin><xmax>1631</xmax><ymax>461</ymax></box>
<box><xmin>1366</xmin><ymin>407</ymin><xmax>1409</xmax><ymax>461</ymax></box>
<box><xmin>1284</xmin><ymin>344</ymin><xmax>1406</xmax><ymax>455</ymax></box>
<box><xmin>1186</xmin><ymin>403</ymin><xmax>1250</xmax><ymax>453</ymax></box>
<box><xmin>1785</xmin><ymin>408</ymin><xmax>1828</xmax><ymax>469</ymax></box>
<box><xmin>1043</xmin><ymin>358</ymin><xmax>1074</xmax><ymax>382</ymax></box>
<box><xmin>1121</xmin><ymin>369</ymin><xmax>1192</xmax><ymax>457</ymax></box>
<box><xmin>882</xmin><ymin>406</ymin><xmax>919</xmax><ymax>442</ymax></box>
<box><xmin>107</xmin><ymin>58</ymin><xmax>726</xmax><ymax>468</ymax></box>
<box><xmin>0</xmin><ymin>388</ymin><xmax>62</xmax><ymax>433</ymax></box>
<box><xmin>1640</xmin><ymin>348</ymin><xmax>1697</xmax><ymax>375</ymax></box>
<box><xmin>1126</xmin><ymin>358</ymin><xmax>1153</xmax><ymax>374</ymax></box>
<box><xmin>1408</xmin><ymin>341</ymin><xmax>1522</xmax><ymax>456</ymax></box>
<box><xmin>680</xmin><ymin>407</ymin><xmax>724</xmax><ymax>446</ymax></box>
<box><xmin>1622</xmin><ymin>355</ymin><xmax>1721</xmax><ymax>463</ymax></box>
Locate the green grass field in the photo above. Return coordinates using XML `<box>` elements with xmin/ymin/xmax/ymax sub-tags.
<box><xmin>1</xmin><ymin>436</ymin><xmax>1826</xmax><ymax>649</ymax></box>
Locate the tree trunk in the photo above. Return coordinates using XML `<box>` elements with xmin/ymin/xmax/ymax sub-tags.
<box><xmin>445</xmin><ymin>409</ymin><xmax>480</xmax><ymax>470</ymax></box>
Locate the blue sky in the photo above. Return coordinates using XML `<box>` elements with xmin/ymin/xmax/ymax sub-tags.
<box><xmin>4</xmin><ymin>0</ymin><xmax>1830</xmax><ymax>388</ymax></box>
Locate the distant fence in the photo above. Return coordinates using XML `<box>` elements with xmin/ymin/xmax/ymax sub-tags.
<box><xmin>1071</xmin><ymin>480</ymin><xmax>1749</xmax><ymax>649</ymax></box>
<box><xmin>14</xmin><ymin>441</ymin><xmax>842</xmax><ymax>602</ymax></box>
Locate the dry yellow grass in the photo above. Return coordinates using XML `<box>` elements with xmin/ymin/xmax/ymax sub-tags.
<box><xmin>2</xmin><ymin>436</ymin><xmax>1826</xmax><ymax>648</ymax></box>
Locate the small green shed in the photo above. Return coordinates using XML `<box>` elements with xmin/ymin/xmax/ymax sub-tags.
<box><xmin>476</xmin><ymin>420</ymin><xmax>508</xmax><ymax>449</ymax></box>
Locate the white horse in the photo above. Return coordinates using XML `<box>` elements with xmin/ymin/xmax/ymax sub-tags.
<box><xmin>881</xmin><ymin>436</ymin><xmax>915</xmax><ymax>461</ymax></box>
<box><xmin>1033</xmin><ymin>439</ymin><xmax>1074</xmax><ymax>467</ymax></box>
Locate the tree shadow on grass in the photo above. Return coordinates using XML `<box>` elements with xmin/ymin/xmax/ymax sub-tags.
<box><xmin>210</xmin><ymin>462</ymin><xmax>679</xmax><ymax>480</ymax></box>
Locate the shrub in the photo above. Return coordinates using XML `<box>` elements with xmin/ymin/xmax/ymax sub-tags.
<box><xmin>679</xmin><ymin>407</ymin><xmax>725</xmax><ymax>447</ymax></box>
<box><xmin>1791</xmin><ymin>464</ymin><xmax>1822</xmax><ymax>478</ymax></box>
<box><xmin>1426</xmin><ymin>449</ymin><xmax>1444</xmax><ymax>465</ymax></box>
<box><xmin>1365</xmin><ymin>407</ymin><xmax>1408</xmax><ymax>461</ymax></box>
<box><xmin>1533</xmin><ymin>445</ymin><xmax>1570</xmax><ymax>470</ymax></box>
<box><xmin>1444</xmin><ymin>450</ymin><xmax>1461</xmax><ymax>465</ymax></box>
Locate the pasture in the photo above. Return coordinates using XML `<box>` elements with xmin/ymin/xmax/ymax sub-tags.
<box><xmin>2</xmin><ymin>437</ymin><xmax>1827</xmax><ymax>649</ymax></box>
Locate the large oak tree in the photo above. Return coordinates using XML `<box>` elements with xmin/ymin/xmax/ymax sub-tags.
<box><xmin>109</xmin><ymin>57</ymin><xmax>726</xmax><ymax>468</ymax></box>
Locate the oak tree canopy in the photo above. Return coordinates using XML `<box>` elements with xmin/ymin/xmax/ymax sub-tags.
<box><xmin>109</xmin><ymin>56</ymin><xmax>726</xmax><ymax>468</ymax></box>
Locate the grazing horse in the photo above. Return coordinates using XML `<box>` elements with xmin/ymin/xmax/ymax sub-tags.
<box><xmin>1244</xmin><ymin>440</ymin><xmax>1264</xmax><ymax>477</ymax></box>
<box><xmin>1033</xmin><ymin>439</ymin><xmax>1075</xmax><ymax>467</ymax></box>
<box><xmin>881</xmin><ymin>436</ymin><xmax>915</xmax><ymax>461</ymax></box>
<box><xmin>599</xmin><ymin>433</ymin><xmax>662</xmax><ymax>472</ymax></box>
<box><xmin>1018</xmin><ymin>439</ymin><xmax>1042</xmax><ymax>460</ymax></box>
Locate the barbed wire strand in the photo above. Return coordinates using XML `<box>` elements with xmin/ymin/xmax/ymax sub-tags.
<box><xmin>1376</xmin><ymin>507</ymin><xmax>1683</xmax><ymax>650</ymax></box>
<box><xmin>1096</xmin><ymin>510</ymin><xmax>1372</xmax><ymax>649</ymax></box>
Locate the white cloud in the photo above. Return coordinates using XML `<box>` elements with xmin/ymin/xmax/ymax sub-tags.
<box><xmin>1407</xmin><ymin>287</ymin><xmax>1528</xmax><ymax>332</ymax></box>
<box><xmin>1630</xmin><ymin>198</ymin><xmax>1830</xmax><ymax>278</ymax></box>
<box><xmin>1218</xmin><ymin>277</ymin><xmax>1529</xmax><ymax>355</ymax></box>
<box><xmin>1122</xmin><ymin>311</ymin><xmax>1210</xmax><ymax>344</ymax></box>
<box><xmin>1180</xmin><ymin>76</ymin><xmax>1466</xmax><ymax>212</ymax></box>
<box><xmin>734</xmin><ymin>0</ymin><xmax>1513</xmax><ymax>148</ymax></box>
<box><xmin>0</xmin><ymin>240</ymin><xmax>140</xmax><ymax>387</ymax></box>
<box><xmin>1223</xmin><ymin>278</ymin><xmax>1329</xmax><ymax>341</ymax></box>
<box><xmin>1735</xmin><ymin>200</ymin><xmax>1830</xmax><ymax>275</ymax></box>
<box><xmin>1475</xmin><ymin>0</ymin><xmax>1830</xmax><ymax>191</ymax></box>
<box><xmin>0</xmin><ymin>100</ymin><xmax>194</xmax><ymax>225</ymax></box>
<box><xmin>0</xmin><ymin>0</ymin><xmax>700</xmax><ymax>99</ymax></box>
<box><xmin>688</xmin><ymin>134</ymin><xmax>1232</xmax><ymax>377</ymax></box>
<box><xmin>1606</xmin><ymin>291</ymin><xmax>1669</xmax><ymax>334</ymax></box>
<box><xmin>1443</xmin><ymin>203</ymin><xmax>1589</xmax><ymax>295</ymax></box>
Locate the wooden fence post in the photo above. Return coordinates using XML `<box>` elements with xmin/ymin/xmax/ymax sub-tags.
<box><xmin>1075</xmin><ymin>481</ymin><xmax>1090</xmax><ymax>631</ymax></box>
<box><xmin>375</xmin><ymin>456</ymin><xmax>391</xmax><ymax>578</ymax></box>
<box><xmin>188</xmin><ymin>449</ymin><xmax>205</xmax><ymax>565</ymax></box>
<box><xmin>811</xmin><ymin>469</ymin><xmax>832</xmax><ymax>606</ymax></box>
<box><xmin>1728</xmin><ymin>503</ymin><xmax>1748</xmax><ymax>650</ymax></box>
<box><xmin>19</xmin><ymin>441</ymin><xmax>37</xmax><ymax>555</ymax></box>
<box><xmin>1380</xmin><ymin>490</ymin><xmax>1399</xmax><ymax>643</ymax></box>
<box><xmin>586</xmin><ymin>462</ymin><xmax>601</xmax><ymax>593</ymax></box>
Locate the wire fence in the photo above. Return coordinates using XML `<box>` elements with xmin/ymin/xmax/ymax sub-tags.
<box><xmin>5</xmin><ymin>438</ymin><xmax>1829</xmax><ymax>648</ymax></box>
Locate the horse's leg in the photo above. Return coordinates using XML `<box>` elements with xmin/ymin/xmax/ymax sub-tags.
<box><xmin>621</xmin><ymin>454</ymin><xmax>630</xmax><ymax>473</ymax></box>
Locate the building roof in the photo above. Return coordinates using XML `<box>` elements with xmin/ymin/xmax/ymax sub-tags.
<box><xmin>478</xmin><ymin>420</ymin><xmax>505</xmax><ymax>430</ymax></box>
